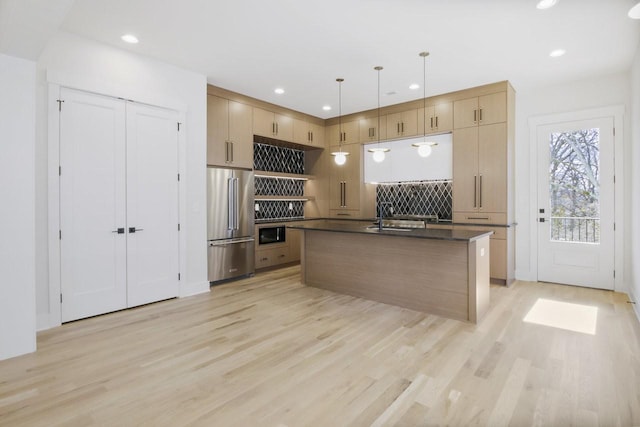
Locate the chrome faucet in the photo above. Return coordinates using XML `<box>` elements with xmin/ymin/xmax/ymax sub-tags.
<box><xmin>378</xmin><ymin>202</ymin><xmax>394</xmax><ymax>231</ymax></box>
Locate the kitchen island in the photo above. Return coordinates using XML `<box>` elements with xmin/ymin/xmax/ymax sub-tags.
<box><xmin>288</xmin><ymin>220</ymin><xmax>493</xmax><ymax>323</ymax></box>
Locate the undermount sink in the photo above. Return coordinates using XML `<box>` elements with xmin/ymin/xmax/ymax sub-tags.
<box><xmin>366</xmin><ymin>226</ymin><xmax>413</xmax><ymax>232</ymax></box>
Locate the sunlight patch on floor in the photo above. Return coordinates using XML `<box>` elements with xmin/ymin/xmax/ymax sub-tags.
<box><xmin>523</xmin><ymin>298</ymin><xmax>598</xmax><ymax>335</ymax></box>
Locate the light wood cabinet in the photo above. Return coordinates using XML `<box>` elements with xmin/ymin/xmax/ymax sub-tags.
<box><xmin>207</xmin><ymin>95</ymin><xmax>253</xmax><ymax>169</ymax></box>
<box><xmin>386</xmin><ymin>109</ymin><xmax>418</xmax><ymax>139</ymax></box>
<box><xmin>327</xmin><ymin>120</ymin><xmax>359</xmax><ymax>145</ymax></box>
<box><xmin>359</xmin><ymin>116</ymin><xmax>387</xmax><ymax>143</ymax></box>
<box><xmin>254</xmin><ymin>224</ymin><xmax>301</xmax><ymax>270</ymax></box>
<box><xmin>329</xmin><ymin>143</ymin><xmax>361</xmax><ymax>213</ymax></box>
<box><xmin>255</xmin><ymin>245</ymin><xmax>290</xmax><ymax>269</ymax></box>
<box><xmin>293</xmin><ymin>119</ymin><xmax>324</xmax><ymax>147</ymax></box>
<box><xmin>425</xmin><ymin>222</ymin><xmax>512</xmax><ymax>284</ymax></box>
<box><xmin>453</xmin><ymin>92</ymin><xmax>506</xmax><ymax>129</ymax></box>
<box><xmin>253</xmin><ymin>107</ymin><xmax>293</xmax><ymax>141</ymax></box>
<box><xmin>453</xmin><ymin>122</ymin><xmax>507</xmax><ymax>216</ymax></box>
<box><xmin>418</xmin><ymin>102</ymin><xmax>453</xmax><ymax>134</ymax></box>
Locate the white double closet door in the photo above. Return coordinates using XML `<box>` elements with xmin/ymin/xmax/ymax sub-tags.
<box><xmin>59</xmin><ymin>88</ymin><xmax>180</xmax><ymax>322</ymax></box>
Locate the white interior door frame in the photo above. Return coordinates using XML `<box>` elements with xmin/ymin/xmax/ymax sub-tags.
<box><xmin>46</xmin><ymin>83</ymin><xmax>188</xmax><ymax>330</ymax></box>
<box><xmin>527</xmin><ymin>105</ymin><xmax>625</xmax><ymax>291</ymax></box>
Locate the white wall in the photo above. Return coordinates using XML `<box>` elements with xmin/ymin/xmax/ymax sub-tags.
<box><xmin>629</xmin><ymin>44</ymin><xmax>640</xmax><ymax>320</ymax></box>
<box><xmin>0</xmin><ymin>53</ymin><xmax>37</xmax><ymax>359</ymax></box>
<box><xmin>35</xmin><ymin>32</ymin><xmax>208</xmax><ymax>329</ymax></box>
<box><xmin>514</xmin><ymin>72</ymin><xmax>632</xmax><ymax>291</ymax></box>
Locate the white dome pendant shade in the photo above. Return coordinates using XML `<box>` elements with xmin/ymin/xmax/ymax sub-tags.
<box><xmin>411</xmin><ymin>141</ymin><xmax>438</xmax><ymax>158</ymax></box>
<box><xmin>367</xmin><ymin>66</ymin><xmax>390</xmax><ymax>163</ymax></box>
<box><xmin>333</xmin><ymin>151</ymin><xmax>348</xmax><ymax>165</ymax></box>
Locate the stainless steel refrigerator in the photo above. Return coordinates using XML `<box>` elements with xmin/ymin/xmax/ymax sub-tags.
<box><xmin>207</xmin><ymin>167</ymin><xmax>255</xmax><ymax>282</ymax></box>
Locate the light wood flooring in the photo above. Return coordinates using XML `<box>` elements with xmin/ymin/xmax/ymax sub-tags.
<box><xmin>1</xmin><ymin>265</ymin><xmax>639</xmax><ymax>426</ymax></box>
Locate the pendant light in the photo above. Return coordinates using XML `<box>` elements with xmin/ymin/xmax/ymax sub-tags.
<box><xmin>368</xmin><ymin>66</ymin><xmax>390</xmax><ymax>163</ymax></box>
<box><xmin>331</xmin><ymin>78</ymin><xmax>349</xmax><ymax>166</ymax></box>
<box><xmin>412</xmin><ymin>51</ymin><xmax>438</xmax><ymax>157</ymax></box>
<box><xmin>630</xmin><ymin>1</ymin><xmax>640</xmax><ymax>19</ymax></box>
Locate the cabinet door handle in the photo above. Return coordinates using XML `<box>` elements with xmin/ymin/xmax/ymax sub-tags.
<box><xmin>276</xmin><ymin>122</ymin><xmax>279</xmax><ymax>135</ymax></box>
<box><xmin>467</xmin><ymin>216</ymin><xmax>489</xmax><ymax>220</ymax></box>
<box><xmin>473</xmin><ymin>110</ymin><xmax>477</xmax><ymax>123</ymax></box>
<box><xmin>343</xmin><ymin>131</ymin><xmax>346</xmax><ymax>142</ymax></box>
<box><xmin>401</xmin><ymin>122</ymin><xmax>404</xmax><ymax>133</ymax></box>
<box><xmin>397</xmin><ymin>123</ymin><xmax>400</xmax><ymax>134</ymax></box>
<box><xmin>230</xmin><ymin>141</ymin><xmax>234</xmax><ymax>162</ymax></box>
<box><xmin>225</xmin><ymin>141</ymin><xmax>230</xmax><ymax>163</ymax></box>
<box><xmin>474</xmin><ymin>175</ymin><xmax>478</xmax><ymax>208</ymax></box>
<box><xmin>430</xmin><ymin>117</ymin><xmax>433</xmax><ymax>129</ymax></box>
<box><xmin>479</xmin><ymin>175</ymin><xmax>483</xmax><ymax>208</ymax></box>
<box><xmin>435</xmin><ymin>116</ymin><xmax>439</xmax><ymax>128</ymax></box>
<box><xmin>272</xmin><ymin>122</ymin><xmax>275</xmax><ymax>134</ymax></box>
<box><xmin>479</xmin><ymin>108</ymin><xmax>483</xmax><ymax>122</ymax></box>
<box><xmin>343</xmin><ymin>182</ymin><xmax>347</xmax><ymax>207</ymax></box>
<box><xmin>337</xmin><ymin>213</ymin><xmax>351</xmax><ymax>216</ymax></box>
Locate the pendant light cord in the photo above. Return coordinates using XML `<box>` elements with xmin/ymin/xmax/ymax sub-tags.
<box><xmin>422</xmin><ymin>52</ymin><xmax>427</xmax><ymax>139</ymax></box>
<box><xmin>337</xmin><ymin>78</ymin><xmax>343</xmax><ymax>151</ymax></box>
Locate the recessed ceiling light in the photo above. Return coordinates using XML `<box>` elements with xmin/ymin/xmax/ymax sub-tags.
<box><xmin>121</xmin><ymin>34</ymin><xmax>139</xmax><ymax>44</ymax></box>
<box><xmin>549</xmin><ymin>49</ymin><xmax>566</xmax><ymax>57</ymax></box>
<box><xmin>274</xmin><ymin>88</ymin><xmax>285</xmax><ymax>95</ymax></box>
<box><xmin>322</xmin><ymin>105</ymin><xmax>332</xmax><ymax>111</ymax></box>
<box><xmin>536</xmin><ymin>0</ymin><xmax>558</xmax><ymax>10</ymax></box>
<box><xmin>629</xmin><ymin>2</ymin><xmax>640</xmax><ymax>19</ymax></box>
<box><xmin>409</xmin><ymin>83</ymin><xmax>420</xmax><ymax>90</ymax></box>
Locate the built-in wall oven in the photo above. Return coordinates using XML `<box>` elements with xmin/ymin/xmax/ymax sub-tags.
<box><xmin>258</xmin><ymin>225</ymin><xmax>286</xmax><ymax>245</ymax></box>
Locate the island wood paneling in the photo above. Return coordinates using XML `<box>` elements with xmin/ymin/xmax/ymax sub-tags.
<box><xmin>302</xmin><ymin>230</ymin><xmax>490</xmax><ymax>322</ymax></box>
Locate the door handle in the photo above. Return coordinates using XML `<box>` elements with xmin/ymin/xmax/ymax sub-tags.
<box><xmin>225</xmin><ymin>141</ymin><xmax>229</xmax><ymax>163</ymax></box>
<box><xmin>228</xmin><ymin>178</ymin><xmax>234</xmax><ymax>230</ymax></box>
<box><xmin>479</xmin><ymin>175</ymin><xmax>483</xmax><ymax>208</ymax></box>
<box><xmin>128</xmin><ymin>227</ymin><xmax>144</xmax><ymax>233</ymax></box>
<box><xmin>539</xmin><ymin>218</ymin><xmax>546</xmax><ymax>223</ymax></box>
<box><xmin>230</xmin><ymin>141</ymin><xmax>234</xmax><ymax>162</ymax></box>
<box><xmin>112</xmin><ymin>228</ymin><xmax>125</xmax><ymax>234</ymax></box>
<box><xmin>473</xmin><ymin>110</ymin><xmax>477</xmax><ymax>123</ymax></box>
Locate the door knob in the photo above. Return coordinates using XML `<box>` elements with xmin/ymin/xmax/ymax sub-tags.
<box><xmin>112</xmin><ymin>228</ymin><xmax>125</xmax><ymax>234</ymax></box>
<box><xmin>129</xmin><ymin>227</ymin><xmax>144</xmax><ymax>233</ymax></box>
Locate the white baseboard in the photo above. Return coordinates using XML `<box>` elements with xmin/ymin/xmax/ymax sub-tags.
<box><xmin>515</xmin><ymin>268</ymin><xmax>534</xmax><ymax>282</ymax></box>
<box><xmin>36</xmin><ymin>312</ymin><xmax>61</xmax><ymax>332</ymax></box>
<box><xmin>180</xmin><ymin>280</ymin><xmax>210</xmax><ymax>298</ymax></box>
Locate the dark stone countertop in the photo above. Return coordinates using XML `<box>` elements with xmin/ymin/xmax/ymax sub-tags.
<box><xmin>286</xmin><ymin>219</ymin><xmax>493</xmax><ymax>242</ymax></box>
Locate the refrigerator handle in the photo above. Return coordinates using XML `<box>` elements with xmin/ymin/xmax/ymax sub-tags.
<box><xmin>233</xmin><ymin>177</ymin><xmax>240</xmax><ymax>230</ymax></box>
<box><xmin>227</xmin><ymin>178</ymin><xmax>234</xmax><ymax>230</ymax></box>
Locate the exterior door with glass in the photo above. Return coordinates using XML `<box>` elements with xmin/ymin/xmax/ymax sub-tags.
<box><xmin>537</xmin><ymin>117</ymin><xmax>614</xmax><ymax>290</ymax></box>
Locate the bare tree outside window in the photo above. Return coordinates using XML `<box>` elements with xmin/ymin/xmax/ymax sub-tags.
<box><xmin>549</xmin><ymin>128</ymin><xmax>600</xmax><ymax>243</ymax></box>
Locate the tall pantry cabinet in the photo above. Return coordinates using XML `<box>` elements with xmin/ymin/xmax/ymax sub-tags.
<box><xmin>452</xmin><ymin>83</ymin><xmax>515</xmax><ymax>285</ymax></box>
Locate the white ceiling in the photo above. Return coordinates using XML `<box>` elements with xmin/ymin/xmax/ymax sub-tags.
<box><xmin>3</xmin><ymin>0</ymin><xmax>640</xmax><ymax>118</ymax></box>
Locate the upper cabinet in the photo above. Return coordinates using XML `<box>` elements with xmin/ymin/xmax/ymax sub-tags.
<box><xmin>359</xmin><ymin>116</ymin><xmax>387</xmax><ymax>143</ymax></box>
<box><xmin>253</xmin><ymin>107</ymin><xmax>293</xmax><ymax>141</ymax></box>
<box><xmin>327</xmin><ymin>120</ymin><xmax>359</xmax><ymax>145</ymax></box>
<box><xmin>293</xmin><ymin>118</ymin><xmax>325</xmax><ymax>147</ymax></box>
<box><xmin>207</xmin><ymin>95</ymin><xmax>253</xmax><ymax>169</ymax></box>
<box><xmin>386</xmin><ymin>109</ymin><xmax>418</xmax><ymax>139</ymax></box>
<box><xmin>418</xmin><ymin>102</ymin><xmax>453</xmax><ymax>134</ymax></box>
<box><xmin>453</xmin><ymin>92</ymin><xmax>507</xmax><ymax>129</ymax></box>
